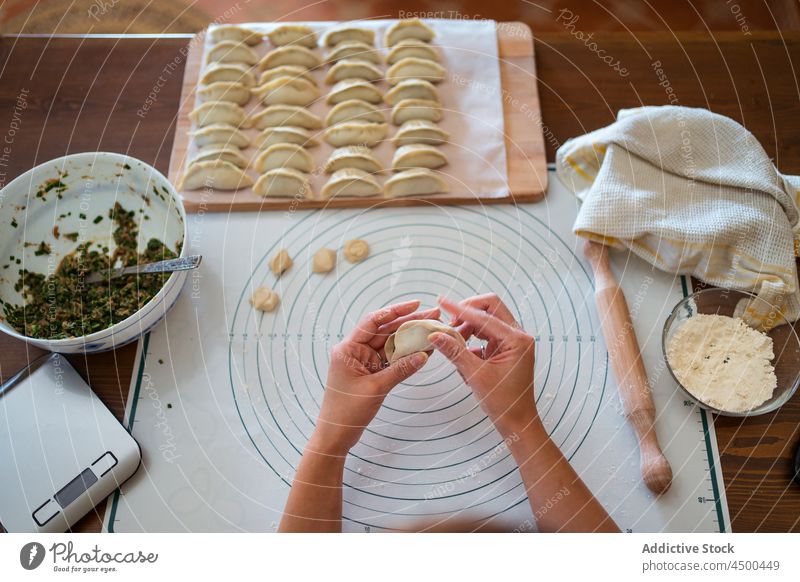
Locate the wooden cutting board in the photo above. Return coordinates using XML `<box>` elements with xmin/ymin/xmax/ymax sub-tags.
<box><xmin>169</xmin><ymin>21</ymin><xmax>548</xmax><ymax>212</ymax></box>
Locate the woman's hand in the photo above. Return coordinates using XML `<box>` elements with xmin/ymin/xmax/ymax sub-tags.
<box><xmin>309</xmin><ymin>299</ymin><xmax>436</xmax><ymax>457</ymax></box>
<box><xmin>428</xmin><ymin>294</ymin><xmax>540</xmax><ymax>439</ymax></box>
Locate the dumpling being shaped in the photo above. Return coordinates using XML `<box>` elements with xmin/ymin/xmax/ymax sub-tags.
<box><xmin>254</xmin><ymin>143</ymin><xmax>314</xmax><ymax>173</ymax></box>
<box><xmin>258</xmin><ymin>65</ymin><xmax>315</xmax><ymax>86</ymax></box>
<box><xmin>384</xmin><ymin>168</ymin><xmax>448</xmax><ymax>198</ymax></box>
<box><xmin>267</xmin><ymin>24</ymin><xmax>317</xmax><ymax>48</ymax></box>
<box><xmin>210</xmin><ymin>25</ymin><xmax>262</xmax><ymax>46</ymax></box>
<box><xmin>325</xmin><ymin>99</ymin><xmax>384</xmax><ymax>126</ymax></box>
<box><xmin>200</xmin><ymin>63</ymin><xmax>256</xmax><ymax>88</ymax></box>
<box><xmin>326</xmin><ymin>79</ymin><xmax>383</xmax><ymax>105</ymax></box>
<box><xmin>343</xmin><ymin>239</ymin><xmax>370</xmax><ymax>263</ymax></box>
<box><xmin>322</xmin><ymin>27</ymin><xmax>375</xmax><ymax>48</ymax></box>
<box><xmin>392</xmin><ymin>144</ymin><xmax>448</xmax><ymax>171</ymax></box>
<box><xmin>391</xmin><ymin>98</ymin><xmax>442</xmax><ymax>125</ymax></box>
<box><xmin>385</xmin><ymin>79</ymin><xmax>439</xmax><ymax>106</ymax></box>
<box><xmin>386</xmin><ymin>57</ymin><xmax>446</xmax><ymax>85</ymax></box>
<box><xmin>326</xmin><ymin>41</ymin><xmax>380</xmax><ymax>64</ymax></box>
<box><xmin>250</xmin><ymin>104</ymin><xmax>322</xmax><ymax>130</ymax></box>
<box><xmin>179</xmin><ymin>159</ymin><xmax>253</xmax><ymax>191</ymax></box>
<box><xmin>323</xmin><ymin>121</ymin><xmax>388</xmax><ymax>147</ymax></box>
<box><xmin>392</xmin><ymin>120</ymin><xmax>449</xmax><ymax>146</ymax></box>
<box><xmin>254</xmin><ymin>168</ymin><xmax>312</xmax><ymax>199</ymax></box>
<box><xmin>190</xmin><ymin>123</ymin><xmax>250</xmax><ymax>148</ymax></box>
<box><xmin>385</xmin><ymin>319</ymin><xmax>464</xmax><ymax>363</ymax></box>
<box><xmin>256</xmin><ymin>126</ymin><xmax>319</xmax><ymax>149</ymax></box>
<box><xmin>321</xmin><ymin>168</ymin><xmax>381</xmax><ymax>198</ymax></box>
<box><xmin>324</xmin><ymin>146</ymin><xmax>382</xmax><ymax>174</ymax></box>
<box><xmin>386</xmin><ymin>39</ymin><xmax>439</xmax><ymax>65</ymax></box>
<box><xmin>206</xmin><ymin>41</ymin><xmax>259</xmax><ymax>65</ymax></box>
<box><xmin>189</xmin><ymin>146</ymin><xmax>249</xmax><ymax>169</ymax></box>
<box><xmin>198</xmin><ymin>81</ymin><xmax>251</xmax><ymax>105</ymax></box>
<box><xmin>324</xmin><ymin>59</ymin><xmax>382</xmax><ymax>84</ymax></box>
<box><xmin>259</xmin><ymin>45</ymin><xmax>321</xmax><ymax>70</ymax></box>
<box><xmin>270</xmin><ymin>249</ymin><xmax>293</xmax><ymax>276</ymax></box>
<box><xmin>384</xmin><ymin>18</ymin><xmax>435</xmax><ymax>47</ymax></box>
<box><xmin>252</xmin><ymin>76</ymin><xmax>320</xmax><ymax>106</ymax></box>
<box><xmin>189</xmin><ymin>101</ymin><xmax>248</xmax><ymax>128</ymax></box>
<box><xmin>250</xmin><ymin>286</ymin><xmax>280</xmax><ymax>312</ymax></box>
<box><xmin>312</xmin><ymin>248</ymin><xmax>337</xmax><ymax>274</ymax></box>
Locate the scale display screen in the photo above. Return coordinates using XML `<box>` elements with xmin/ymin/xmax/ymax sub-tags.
<box><xmin>54</xmin><ymin>468</ymin><xmax>98</xmax><ymax>509</ymax></box>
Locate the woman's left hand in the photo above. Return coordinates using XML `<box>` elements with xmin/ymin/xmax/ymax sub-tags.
<box><xmin>309</xmin><ymin>300</ymin><xmax>436</xmax><ymax>456</ymax></box>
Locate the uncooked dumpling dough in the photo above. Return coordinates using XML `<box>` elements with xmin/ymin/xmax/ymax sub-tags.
<box><xmin>250</xmin><ymin>287</ymin><xmax>280</xmax><ymax>312</ymax></box>
<box><xmin>343</xmin><ymin>239</ymin><xmax>369</xmax><ymax>263</ymax></box>
<box><xmin>270</xmin><ymin>249</ymin><xmax>293</xmax><ymax>276</ymax></box>
<box><xmin>312</xmin><ymin>248</ymin><xmax>337</xmax><ymax>273</ymax></box>
<box><xmin>385</xmin><ymin>319</ymin><xmax>465</xmax><ymax>363</ymax></box>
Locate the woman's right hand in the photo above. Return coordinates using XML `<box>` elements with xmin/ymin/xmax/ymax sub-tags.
<box><xmin>428</xmin><ymin>294</ymin><xmax>541</xmax><ymax>439</ymax></box>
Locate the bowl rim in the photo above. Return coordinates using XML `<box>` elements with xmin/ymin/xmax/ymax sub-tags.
<box><xmin>0</xmin><ymin>151</ymin><xmax>188</xmax><ymax>347</ymax></box>
<box><xmin>662</xmin><ymin>287</ymin><xmax>800</xmax><ymax>417</ymax></box>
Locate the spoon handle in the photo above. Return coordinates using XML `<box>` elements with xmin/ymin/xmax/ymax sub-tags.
<box><xmin>85</xmin><ymin>255</ymin><xmax>202</xmax><ymax>283</ymax></box>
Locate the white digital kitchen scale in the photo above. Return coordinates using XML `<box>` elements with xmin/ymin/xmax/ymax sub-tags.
<box><xmin>0</xmin><ymin>353</ymin><xmax>141</xmax><ymax>532</ymax></box>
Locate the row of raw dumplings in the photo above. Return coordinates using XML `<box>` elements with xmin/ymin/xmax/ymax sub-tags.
<box><xmin>180</xmin><ymin>19</ymin><xmax>450</xmax><ymax>199</ymax></box>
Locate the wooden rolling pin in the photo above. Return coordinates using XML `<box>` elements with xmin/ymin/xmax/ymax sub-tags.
<box><xmin>583</xmin><ymin>240</ymin><xmax>673</xmax><ymax>494</ymax></box>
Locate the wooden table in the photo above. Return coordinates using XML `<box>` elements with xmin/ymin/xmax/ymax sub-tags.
<box><xmin>1</xmin><ymin>30</ymin><xmax>799</xmax><ymax>533</ymax></box>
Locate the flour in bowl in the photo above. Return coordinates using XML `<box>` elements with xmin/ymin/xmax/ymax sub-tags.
<box><xmin>666</xmin><ymin>314</ymin><xmax>777</xmax><ymax>413</ymax></box>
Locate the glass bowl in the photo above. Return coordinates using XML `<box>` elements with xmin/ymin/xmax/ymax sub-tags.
<box><xmin>662</xmin><ymin>288</ymin><xmax>800</xmax><ymax>417</ymax></box>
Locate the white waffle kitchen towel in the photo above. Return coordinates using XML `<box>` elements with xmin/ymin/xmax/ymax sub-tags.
<box><xmin>556</xmin><ymin>106</ymin><xmax>800</xmax><ymax>329</ymax></box>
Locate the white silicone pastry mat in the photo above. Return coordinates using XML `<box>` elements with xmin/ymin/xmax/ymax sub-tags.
<box><xmin>103</xmin><ymin>172</ymin><xmax>730</xmax><ymax>533</ymax></box>
<box><xmin>187</xmin><ymin>19</ymin><xmax>508</xmax><ymax>200</ymax></box>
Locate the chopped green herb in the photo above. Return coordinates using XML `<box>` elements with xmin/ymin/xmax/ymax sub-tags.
<box><xmin>33</xmin><ymin>242</ymin><xmax>51</xmax><ymax>256</ymax></box>
<box><xmin>10</xmin><ymin>218</ymin><xmax>18</xmax><ymax>228</ymax></box>
<box><xmin>64</xmin><ymin>232</ymin><xmax>79</xmax><ymax>242</ymax></box>
<box><xmin>93</xmin><ymin>215</ymin><xmax>103</xmax><ymax>224</ymax></box>
<box><xmin>79</xmin><ymin>213</ymin><xmax>87</xmax><ymax>220</ymax></box>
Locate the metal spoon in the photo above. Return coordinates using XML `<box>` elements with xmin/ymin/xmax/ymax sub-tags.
<box><xmin>83</xmin><ymin>255</ymin><xmax>202</xmax><ymax>284</ymax></box>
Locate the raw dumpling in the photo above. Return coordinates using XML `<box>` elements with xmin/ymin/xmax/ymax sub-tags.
<box><xmin>206</xmin><ymin>41</ymin><xmax>259</xmax><ymax>66</ymax></box>
<box><xmin>324</xmin><ymin>59</ymin><xmax>382</xmax><ymax>84</ymax></box>
<box><xmin>386</xmin><ymin>57</ymin><xmax>446</xmax><ymax>85</ymax></box>
<box><xmin>392</xmin><ymin>144</ymin><xmax>448</xmax><ymax>171</ymax></box>
<box><xmin>326</xmin><ymin>41</ymin><xmax>380</xmax><ymax>64</ymax></box>
<box><xmin>267</xmin><ymin>24</ymin><xmax>317</xmax><ymax>48</ymax></box>
<box><xmin>325</xmin><ymin>99</ymin><xmax>384</xmax><ymax>126</ymax></box>
<box><xmin>384</xmin><ymin>18</ymin><xmax>435</xmax><ymax>47</ymax></box>
<box><xmin>384</xmin><ymin>168</ymin><xmax>448</xmax><ymax>198</ymax></box>
<box><xmin>323</xmin><ymin>27</ymin><xmax>375</xmax><ymax>48</ymax></box>
<box><xmin>249</xmin><ymin>104</ymin><xmax>322</xmax><ymax>130</ymax></box>
<box><xmin>258</xmin><ymin>65</ymin><xmax>315</xmax><ymax>86</ymax></box>
<box><xmin>392</xmin><ymin>120</ymin><xmax>449</xmax><ymax>146</ymax></box>
<box><xmin>179</xmin><ymin>160</ymin><xmax>253</xmax><ymax>191</ymax></box>
<box><xmin>210</xmin><ymin>25</ymin><xmax>262</xmax><ymax>46</ymax></box>
<box><xmin>252</xmin><ymin>76</ymin><xmax>320</xmax><ymax>106</ymax></box>
<box><xmin>326</xmin><ymin>79</ymin><xmax>383</xmax><ymax>105</ymax></box>
<box><xmin>189</xmin><ymin>146</ymin><xmax>249</xmax><ymax>169</ymax></box>
<box><xmin>250</xmin><ymin>287</ymin><xmax>280</xmax><ymax>312</ymax></box>
<box><xmin>391</xmin><ymin>98</ymin><xmax>442</xmax><ymax>125</ymax></box>
<box><xmin>200</xmin><ymin>63</ymin><xmax>256</xmax><ymax>87</ymax></box>
<box><xmin>259</xmin><ymin>45</ymin><xmax>321</xmax><ymax>70</ymax></box>
<box><xmin>270</xmin><ymin>249</ymin><xmax>293</xmax><ymax>276</ymax></box>
<box><xmin>254</xmin><ymin>168</ymin><xmax>312</xmax><ymax>199</ymax></box>
<box><xmin>386</xmin><ymin>39</ymin><xmax>439</xmax><ymax>64</ymax></box>
<box><xmin>385</xmin><ymin>319</ymin><xmax>463</xmax><ymax>363</ymax></box>
<box><xmin>256</xmin><ymin>126</ymin><xmax>319</xmax><ymax>149</ymax></box>
<box><xmin>190</xmin><ymin>123</ymin><xmax>250</xmax><ymax>148</ymax></box>
<box><xmin>254</xmin><ymin>143</ymin><xmax>314</xmax><ymax>173</ymax></box>
<box><xmin>189</xmin><ymin>101</ymin><xmax>248</xmax><ymax>128</ymax></box>
<box><xmin>198</xmin><ymin>81</ymin><xmax>251</xmax><ymax>105</ymax></box>
<box><xmin>323</xmin><ymin>121</ymin><xmax>388</xmax><ymax>147</ymax></box>
<box><xmin>385</xmin><ymin>79</ymin><xmax>439</xmax><ymax>105</ymax></box>
<box><xmin>324</xmin><ymin>146</ymin><xmax>382</xmax><ymax>174</ymax></box>
<box><xmin>343</xmin><ymin>239</ymin><xmax>370</xmax><ymax>263</ymax></box>
<box><xmin>321</xmin><ymin>168</ymin><xmax>381</xmax><ymax>198</ymax></box>
<box><xmin>312</xmin><ymin>248</ymin><xmax>337</xmax><ymax>274</ymax></box>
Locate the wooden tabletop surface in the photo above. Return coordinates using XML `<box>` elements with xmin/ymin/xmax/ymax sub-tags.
<box><xmin>1</xmin><ymin>30</ymin><xmax>799</xmax><ymax>533</ymax></box>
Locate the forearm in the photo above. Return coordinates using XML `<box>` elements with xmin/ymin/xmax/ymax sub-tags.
<box><xmin>508</xmin><ymin>422</ymin><xmax>619</xmax><ymax>533</ymax></box>
<box><xmin>278</xmin><ymin>438</ymin><xmax>347</xmax><ymax>533</ymax></box>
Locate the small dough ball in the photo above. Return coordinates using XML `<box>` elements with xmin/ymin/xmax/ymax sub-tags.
<box><xmin>313</xmin><ymin>247</ymin><xmax>337</xmax><ymax>274</ymax></box>
<box><xmin>250</xmin><ymin>286</ymin><xmax>280</xmax><ymax>312</ymax></box>
<box><xmin>270</xmin><ymin>248</ymin><xmax>293</xmax><ymax>276</ymax></box>
<box><xmin>343</xmin><ymin>239</ymin><xmax>370</xmax><ymax>263</ymax></box>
